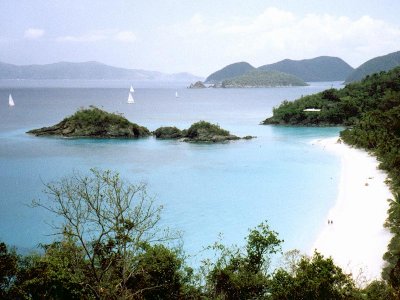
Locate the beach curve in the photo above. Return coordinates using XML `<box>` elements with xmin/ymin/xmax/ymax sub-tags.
<box><xmin>311</xmin><ymin>137</ymin><xmax>393</xmax><ymax>282</ymax></box>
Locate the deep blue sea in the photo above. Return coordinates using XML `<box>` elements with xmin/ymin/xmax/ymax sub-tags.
<box><xmin>0</xmin><ymin>80</ymin><xmax>342</xmax><ymax>260</ymax></box>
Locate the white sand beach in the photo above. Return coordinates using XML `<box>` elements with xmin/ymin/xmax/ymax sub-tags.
<box><xmin>311</xmin><ymin>137</ymin><xmax>393</xmax><ymax>282</ymax></box>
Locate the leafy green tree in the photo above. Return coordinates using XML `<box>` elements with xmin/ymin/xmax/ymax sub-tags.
<box><xmin>127</xmin><ymin>243</ymin><xmax>199</xmax><ymax>299</ymax></box>
<box><xmin>361</xmin><ymin>280</ymin><xmax>395</xmax><ymax>300</ymax></box>
<box><xmin>269</xmin><ymin>251</ymin><xmax>358</xmax><ymax>300</ymax></box>
<box><xmin>204</xmin><ymin>221</ymin><xmax>283</xmax><ymax>299</ymax></box>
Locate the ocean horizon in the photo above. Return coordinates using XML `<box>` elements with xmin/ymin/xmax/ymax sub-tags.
<box><xmin>0</xmin><ymin>81</ymin><xmax>342</xmax><ymax>259</ymax></box>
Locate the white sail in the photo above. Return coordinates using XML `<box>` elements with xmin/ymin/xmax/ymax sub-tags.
<box><xmin>8</xmin><ymin>94</ymin><xmax>15</xmax><ymax>107</ymax></box>
<box><xmin>130</xmin><ymin>85</ymin><xmax>134</xmax><ymax>93</ymax></box>
<box><xmin>175</xmin><ymin>91</ymin><xmax>179</xmax><ymax>98</ymax></box>
<box><xmin>127</xmin><ymin>92</ymin><xmax>134</xmax><ymax>104</ymax></box>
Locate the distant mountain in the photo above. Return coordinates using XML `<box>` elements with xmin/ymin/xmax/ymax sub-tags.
<box><xmin>345</xmin><ymin>50</ymin><xmax>400</xmax><ymax>83</ymax></box>
<box><xmin>258</xmin><ymin>56</ymin><xmax>354</xmax><ymax>82</ymax></box>
<box><xmin>0</xmin><ymin>61</ymin><xmax>202</xmax><ymax>82</ymax></box>
<box><xmin>221</xmin><ymin>69</ymin><xmax>307</xmax><ymax>88</ymax></box>
<box><xmin>204</xmin><ymin>62</ymin><xmax>255</xmax><ymax>83</ymax></box>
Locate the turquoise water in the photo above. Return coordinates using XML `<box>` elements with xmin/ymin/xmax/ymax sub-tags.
<box><xmin>0</xmin><ymin>82</ymin><xmax>341</xmax><ymax>258</ymax></box>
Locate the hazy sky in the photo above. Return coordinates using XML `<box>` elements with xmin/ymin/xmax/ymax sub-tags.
<box><xmin>1</xmin><ymin>0</ymin><xmax>400</xmax><ymax>76</ymax></box>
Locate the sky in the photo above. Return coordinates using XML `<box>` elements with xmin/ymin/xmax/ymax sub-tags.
<box><xmin>1</xmin><ymin>0</ymin><xmax>400</xmax><ymax>76</ymax></box>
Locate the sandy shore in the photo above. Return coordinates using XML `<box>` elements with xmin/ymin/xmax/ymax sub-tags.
<box><xmin>311</xmin><ymin>137</ymin><xmax>393</xmax><ymax>282</ymax></box>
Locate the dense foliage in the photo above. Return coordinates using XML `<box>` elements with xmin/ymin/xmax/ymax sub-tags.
<box><xmin>28</xmin><ymin>106</ymin><xmax>150</xmax><ymax>138</ymax></box>
<box><xmin>264</xmin><ymin>67</ymin><xmax>400</xmax><ymax>126</ymax></box>
<box><xmin>346</xmin><ymin>50</ymin><xmax>400</xmax><ymax>83</ymax></box>
<box><xmin>221</xmin><ymin>70</ymin><xmax>307</xmax><ymax>88</ymax></box>
<box><xmin>269</xmin><ymin>252</ymin><xmax>359</xmax><ymax>300</ymax></box>
<box><xmin>259</xmin><ymin>56</ymin><xmax>354</xmax><ymax>82</ymax></box>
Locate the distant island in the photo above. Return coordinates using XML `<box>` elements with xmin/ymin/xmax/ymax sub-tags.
<box><xmin>203</xmin><ymin>56</ymin><xmax>354</xmax><ymax>84</ymax></box>
<box><xmin>27</xmin><ymin>106</ymin><xmax>150</xmax><ymax>138</ymax></box>
<box><xmin>345</xmin><ymin>50</ymin><xmax>400</xmax><ymax>83</ymax></box>
<box><xmin>205</xmin><ymin>62</ymin><xmax>255</xmax><ymax>84</ymax></box>
<box><xmin>188</xmin><ymin>81</ymin><xmax>206</xmax><ymax>88</ymax></box>
<box><xmin>154</xmin><ymin>121</ymin><xmax>254</xmax><ymax>142</ymax></box>
<box><xmin>220</xmin><ymin>69</ymin><xmax>307</xmax><ymax>88</ymax></box>
<box><xmin>0</xmin><ymin>61</ymin><xmax>203</xmax><ymax>83</ymax></box>
<box><xmin>258</xmin><ymin>56</ymin><xmax>354</xmax><ymax>82</ymax></box>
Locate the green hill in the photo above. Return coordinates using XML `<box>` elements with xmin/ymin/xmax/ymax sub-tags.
<box><xmin>204</xmin><ymin>62</ymin><xmax>255</xmax><ymax>83</ymax></box>
<box><xmin>258</xmin><ymin>56</ymin><xmax>354</xmax><ymax>82</ymax></box>
<box><xmin>221</xmin><ymin>69</ymin><xmax>307</xmax><ymax>88</ymax></box>
<box><xmin>27</xmin><ymin>106</ymin><xmax>150</xmax><ymax>138</ymax></box>
<box><xmin>345</xmin><ymin>50</ymin><xmax>400</xmax><ymax>83</ymax></box>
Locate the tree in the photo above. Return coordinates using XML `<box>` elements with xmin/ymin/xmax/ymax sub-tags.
<box><xmin>127</xmin><ymin>243</ymin><xmax>193</xmax><ymax>299</ymax></box>
<box><xmin>0</xmin><ymin>243</ymin><xmax>18</xmax><ymax>299</ymax></box>
<box><xmin>204</xmin><ymin>221</ymin><xmax>283</xmax><ymax>299</ymax></box>
<box><xmin>269</xmin><ymin>251</ymin><xmax>358</xmax><ymax>300</ymax></box>
<box><xmin>383</xmin><ymin>192</ymin><xmax>400</xmax><ymax>296</ymax></box>
<box><xmin>362</xmin><ymin>280</ymin><xmax>395</xmax><ymax>300</ymax></box>
<box><xmin>32</xmin><ymin>169</ymin><xmax>179</xmax><ymax>300</ymax></box>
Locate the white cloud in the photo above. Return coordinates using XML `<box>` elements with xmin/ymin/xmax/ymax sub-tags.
<box><xmin>114</xmin><ymin>31</ymin><xmax>136</xmax><ymax>42</ymax></box>
<box><xmin>24</xmin><ymin>28</ymin><xmax>45</xmax><ymax>40</ymax></box>
<box><xmin>56</xmin><ymin>30</ymin><xmax>137</xmax><ymax>43</ymax></box>
<box><xmin>161</xmin><ymin>7</ymin><xmax>400</xmax><ymax>72</ymax></box>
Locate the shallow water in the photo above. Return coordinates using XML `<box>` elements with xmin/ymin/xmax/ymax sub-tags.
<box><xmin>0</xmin><ymin>82</ymin><xmax>341</xmax><ymax>257</ymax></box>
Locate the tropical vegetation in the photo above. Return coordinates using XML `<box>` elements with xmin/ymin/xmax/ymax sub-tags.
<box><xmin>154</xmin><ymin>121</ymin><xmax>253</xmax><ymax>142</ymax></box>
<box><xmin>221</xmin><ymin>70</ymin><xmax>307</xmax><ymax>88</ymax></box>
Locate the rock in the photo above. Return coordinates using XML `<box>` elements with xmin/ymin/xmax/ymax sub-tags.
<box><xmin>188</xmin><ymin>81</ymin><xmax>206</xmax><ymax>89</ymax></box>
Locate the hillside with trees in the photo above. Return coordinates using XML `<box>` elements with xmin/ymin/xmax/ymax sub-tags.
<box><xmin>204</xmin><ymin>62</ymin><xmax>255</xmax><ymax>83</ymax></box>
<box><xmin>259</xmin><ymin>56</ymin><xmax>354</xmax><ymax>82</ymax></box>
<box><xmin>221</xmin><ymin>69</ymin><xmax>307</xmax><ymax>88</ymax></box>
<box><xmin>263</xmin><ymin>67</ymin><xmax>400</xmax><ymax>126</ymax></box>
<box><xmin>345</xmin><ymin>50</ymin><xmax>400</xmax><ymax>83</ymax></box>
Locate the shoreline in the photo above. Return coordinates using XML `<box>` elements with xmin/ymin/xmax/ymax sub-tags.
<box><xmin>311</xmin><ymin>137</ymin><xmax>392</xmax><ymax>282</ymax></box>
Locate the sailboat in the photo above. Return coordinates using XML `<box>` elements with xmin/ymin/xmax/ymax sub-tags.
<box><xmin>175</xmin><ymin>91</ymin><xmax>179</xmax><ymax>98</ymax></box>
<box><xmin>8</xmin><ymin>94</ymin><xmax>15</xmax><ymax>107</ymax></box>
<box><xmin>127</xmin><ymin>85</ymin><xmax>135</xmax><ymax>104</ymax></box>
<box><xmin>127</xmin><ymin>92</ymin><xmax>134</xmax><ymax>104</ymax></box>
